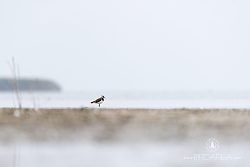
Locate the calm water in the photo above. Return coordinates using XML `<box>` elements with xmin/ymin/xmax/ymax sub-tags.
<box><xmin>1</xmin><ymin>91</ymin><xmax>250</xmax><ymax>108</ymax></box>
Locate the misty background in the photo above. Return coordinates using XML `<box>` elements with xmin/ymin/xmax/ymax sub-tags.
<box><xmin>0</xmin><ymin>0</ymin><xmax>250</xmax><ymax>91</ymax></box>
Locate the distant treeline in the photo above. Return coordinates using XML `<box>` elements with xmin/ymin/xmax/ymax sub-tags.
<box><xmin>0</xmin><ymin>78</ymin><xmax>61</xmax><ymax>92</ymax></box>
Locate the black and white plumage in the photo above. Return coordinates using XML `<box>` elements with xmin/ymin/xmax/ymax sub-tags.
<box><xmin>91</xmin><ymin>96</ymin><xmax>105</xmax><ymax>107</ymax></box>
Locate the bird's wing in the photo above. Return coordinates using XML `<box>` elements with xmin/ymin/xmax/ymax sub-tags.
<box><xmin>91</xmin><ymin>97</ymin><xmax>102</xmax><ymax>103</ymax></box>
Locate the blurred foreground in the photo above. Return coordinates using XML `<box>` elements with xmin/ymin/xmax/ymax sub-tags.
<box><xmin>0</xmin><ymin>108</ymin><xmax>249</xmax><ymax>166</ymax></box>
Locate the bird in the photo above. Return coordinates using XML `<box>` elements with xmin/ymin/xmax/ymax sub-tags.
<box><xmin>91</xmin><ymin>95</ymin><xmax>105</xmax><ymax>107</ymax></box>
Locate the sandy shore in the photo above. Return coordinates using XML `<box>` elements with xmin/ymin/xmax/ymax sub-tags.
<box><xmin>0</xmin><ymin>108</ymin><xmax>249</xmax><ymax>142</ymax></box>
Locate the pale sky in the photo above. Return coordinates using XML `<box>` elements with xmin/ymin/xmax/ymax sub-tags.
<box><xmin>0</xmin><ymin>0</ymin><xmax>250</xmax><ymax>91</ymax></box>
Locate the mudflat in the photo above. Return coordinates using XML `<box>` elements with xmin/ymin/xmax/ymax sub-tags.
<box><xmin>0</xmin><ymin>108</ymin><xmax>249</xmax><ymax>142</ymax></box>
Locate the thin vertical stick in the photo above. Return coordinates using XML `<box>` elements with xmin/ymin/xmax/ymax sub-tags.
<box><xmin>9</xmin><ymin>57</ymin><xmax>22</xmax><ymax>109</ymax></box>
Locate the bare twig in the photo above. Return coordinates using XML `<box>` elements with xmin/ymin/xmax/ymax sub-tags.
<box><xmin>8</xmin><ymin>57</ymin><xmax>22</xmax><ymax>109</ymax></box>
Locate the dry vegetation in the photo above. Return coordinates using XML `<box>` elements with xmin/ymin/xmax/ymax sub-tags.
<box><xmin>0</xmin><ymin>108</ymin><xmax>249</xmax><ymax>143</ymax></box>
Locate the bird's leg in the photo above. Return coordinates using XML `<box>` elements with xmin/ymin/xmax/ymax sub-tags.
<box><xmin>99</xmin><ymin>104</ymin><xmax>100</xmax><ymax>107</ymax></box>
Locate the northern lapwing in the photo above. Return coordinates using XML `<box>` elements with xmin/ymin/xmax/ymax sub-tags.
<box><xmin>91</xmin><ymin>96</ymin><xmax>105</xmax><ymax>107</ymax></box>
